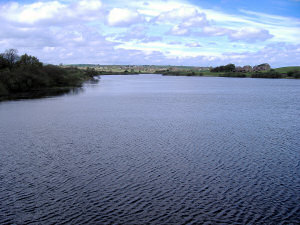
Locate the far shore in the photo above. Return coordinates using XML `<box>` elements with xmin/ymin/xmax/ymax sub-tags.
<box><xmin>69</xmin><ymin>64</ymin><xmax>300</xmax><ymax>79</ymax></box>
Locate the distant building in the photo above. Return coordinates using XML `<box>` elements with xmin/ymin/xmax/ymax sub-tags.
<box><xmin>243</xmin><ymin>65</ymin><xmax>253</xmax><ymax>72</ymax></box>
<box><xmin>235</xmin><ymin>65</ymin><xmax>253</xmax><ymax>72</ymax></box>
<box><xmin>235</xmin><ymin>66</ymin><xmax>243</xmax><ymax>72</ymax></box>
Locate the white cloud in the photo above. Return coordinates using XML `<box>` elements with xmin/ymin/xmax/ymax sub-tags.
<box><xmin>0</xmin><ymin>0</ymin><xmax>299</xmax><ymax>67</ymax></box>
<box><xmin>185</xmin><ymin>42</ymin><xmax>202</xmax><ymax>48</ymax></box>
<box><xmin>138</xmin><ymin>1</ymin><xmax>300</xmax><ymax>44</ymax></box>
<box><xmin>155</xmin><ymin>7</ymin><xmax>199</xmax><ymax>22</ymax></box>
<box><xmin>170</xmin><ymin>25</ymin><xmax>190</xmax><ymax>35</ymax></box>
<box><xmin>166</xmin><ymin>12</ymin><xmax>273</xmax><ymax>43</ymax></box>
<box><xmin>181</xmin><ymin>14</ymin><xmax>208</xmax><ymax>27</ymax></box>
<box><xmin>201</xmin><ymin>26</ymin><xmax>228</xmax><ymax>36</ymax></box>
<box><xmin>0</xmin><ymin>0</ymin><xmax>103</xmax><ymax>25</ymax></box>
<box><xmin>155</xmin><ymin>6</ymin><xmax>273</xmax><ymax>43</ymax></box>
<box><xmin>135</xmin><ymin>1</ymin><xmax>188</xmax><ymax>17</ymax></box>
<box><xmin>111</xmin><ymin>26</ymin><xmax>163</xmax><ymax>43</ymax></box>
<box><xmin>107</xmin><ymin>8</ymin><xmax>144</xmax><ymax>27</ymax></box>
<box><xmin>1</xmin><ymin>1</ymin><xmax>65</xmax><ymax>24</ymax></box>
<box><xmin>228</xmin><ymin>27</ymin><xmax>273</xmax><ymax>42</ymax></box>
<box><xmin>77</xmin><ymin>0</ymin><xmax>102</xmax><ymax>11</ymax></box>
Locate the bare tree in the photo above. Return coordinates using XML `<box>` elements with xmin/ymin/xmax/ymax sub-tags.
<box><xmin>4</xmin><ymin>49</ymin><xmax>19</xmax><ymax>71</ymax></box>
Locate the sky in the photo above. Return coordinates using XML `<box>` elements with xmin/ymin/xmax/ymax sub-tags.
<box><xmin>0</xmin><ymin>0</ymin><xmax>300</xmax><ymax>67</ymax></box>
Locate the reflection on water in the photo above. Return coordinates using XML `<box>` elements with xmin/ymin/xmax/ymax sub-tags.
<box><xmin>0</xmin><ymin>86</ymin><xmax>87</xmax><ymax>102</ymax></box>
<box><xmin>0</xmin><ymin>77</ymin><xmax>100</xmax><ymax>102</ymax></box>
<box><xmin>0</xmin><ymin>75</ymin><xmax>299</xmax><ymax>224</ymax></box>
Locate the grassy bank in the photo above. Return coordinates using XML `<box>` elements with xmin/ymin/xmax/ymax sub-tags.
<box><xmin>274</xmin><ymin>66</ymin><xmax>300</xmax><ymax>73</ymax></box>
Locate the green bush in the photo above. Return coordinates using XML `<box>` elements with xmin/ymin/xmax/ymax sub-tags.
<box><xmin>251</xmin><ymin>71</ymin><xmax>282</xmax><ymax>78</ymax></box>
<box><xmin>287</xmin><ymin>70</ymin><xmax>300</xmax><ymax>78</ymax></box>
<box><xmin>0</xmin><ymin>81</ymin><xmax>8</xmax><ymax>96</ymax></box>
<box><xmin>293</xmin><ymin>71</ymin><xmax>300</xmax><ymax>78</ymax></box>
<box><xmin>85</xmin><ymin>67</ymin><xmax>99</xmax><ymax>77</ymax></box>
<box><xmin>211</xmin><ymin>64</ymin><xmax>235</xmax><ymax>72</ymax></box>
<box><xmin>221</xmin><ymin>72</ymin><xmax>246</xmax><ymax>78</ymax></box>
<box><xmin>0</xmin><ymin>50</ymin><xmax>97</xmax><ymax>95</ymax></box>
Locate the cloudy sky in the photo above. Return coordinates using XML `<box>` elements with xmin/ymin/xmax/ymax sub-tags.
<box><xmin>1</xmin><ymin>0</ymin><xmax>300</xmax><ymax>67</ymax></box>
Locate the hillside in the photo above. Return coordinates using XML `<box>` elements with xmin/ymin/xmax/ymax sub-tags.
<box><xmin>274</xmin><ymin>66</ymin><xmax>300</xmax><ymax>73</ymax></box>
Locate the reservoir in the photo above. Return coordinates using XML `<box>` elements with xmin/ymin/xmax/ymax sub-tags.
<box><xmin>0</xmin><ymin>75</ymin><xmax>299</xmax><ymax>224</ymax></box>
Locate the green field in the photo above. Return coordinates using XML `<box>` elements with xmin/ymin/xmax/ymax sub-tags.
<box><xmin>274</xmin><ymin>66</ymin><xmax>300</xmax><ymax>73</ymax></box>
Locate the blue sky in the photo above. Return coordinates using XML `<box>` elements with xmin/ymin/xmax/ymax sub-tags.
<box><xmin>0</xmin><ymin>0</ymin><xmax>299</xmax><ymax>67</ymax></box>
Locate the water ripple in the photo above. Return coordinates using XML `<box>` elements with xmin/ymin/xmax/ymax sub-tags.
<box><xmin>0</xmin><ymin>75</ymin><xmax>299</xmax><ymax>224</ymax></box>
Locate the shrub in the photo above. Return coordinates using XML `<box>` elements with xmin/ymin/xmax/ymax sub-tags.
<box><xmin>85</xmin><ymin>67</ymin><xmax>99</xmax><ymax>77</ymax></box>
<box><xmin>221</xmin><ymin>72</ymin><xmax>246</xmax><ymax>78</ymax></box>
<box><xmin>287</xmin><ymin>70</ymin><xmax>300</xmax><ymax>78</ymax></box>
<box><xmin>0</xmin><ymin>49</ymin><xmax>97</xmax><ymax>95</ymax></box>
<box><xmin>0</xmin><ymin>81</ymin><xmax>8</xmax><ymax>96</ymax></box>
<box><xmin>211</xmin><ymin>64</ymin><xmax>235</xmax><ymax>72</ymax></box>
<box><xmin>251</xmin><ymin>71</ymin><xmax>281</xmax><ymax>78</ymax></box>
<box><xmin>293</xmin><ymin>71</ymin><xmax>300</xmax><ymax>78</ymax></box>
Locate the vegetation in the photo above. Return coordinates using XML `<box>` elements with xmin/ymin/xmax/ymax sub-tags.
<box><xmin>251</xmin><ymin>70</ymin><xmax>282</xmax><ymax>79</ymax></box>
<box><xmin>71</xmin><ymin>64</ymin><xmax>300</xmax><ymax>79</ymax></box>
<box><xmin>160</xmin><ymin>70</ymin><xmax>203</xmax><ymax>76</ymax></box>
<box><xmin>210</xmin><ymin>64</ymin><xmax>235</xmax><ymax>72</ymax></box>
<box><xmin>274</xmin><ymin>66</ymin><xmax>300</xmax><ymax>73</ymax></box>
<box><xmin>0</xmin><ymin>49</ymin><xmax>98</xmax><ymax>99</ymax></box>
<box><xmin>286</xmin><ymin>70</ymin><xmax>300</xmax><ymax>78</ymax></box>
<box><xmin>220</xmin><ymin>72</ymin><xmax>246</xmax><ymax>78</ymax></box>
<box><xmin>209</xmin><ymin>64</ymin><xmax>300</xmax><ymax>79</ymax></box>
<box><xmin>70</xmin><ymin>64</ymin><xmax>210</xmax><ymax>75</ymax></box>
<box><xmin>97</xmin><ymin>71</ymin><xmax>139</xmax><ymax>75</ymax></box>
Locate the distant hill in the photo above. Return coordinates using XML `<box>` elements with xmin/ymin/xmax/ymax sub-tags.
<box><xmin>274</xmin><ymin>66</ymin><xmax>300</xmax><ymax>73</ymax></box>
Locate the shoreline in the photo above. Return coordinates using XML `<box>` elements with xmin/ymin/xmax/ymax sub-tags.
<box><xmin>1</xmin><ymin>73</ymin><xmax>299</xmax><ymax>102</ymax></box>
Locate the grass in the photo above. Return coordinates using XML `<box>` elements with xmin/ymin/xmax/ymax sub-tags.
<box><xmin>274</xmin><ymin>66</ymin><xmax>300</xmax><ymax>73</ymax></box>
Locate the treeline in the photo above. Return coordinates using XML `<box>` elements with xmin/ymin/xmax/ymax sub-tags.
<box><xmin>97</xmin><ymin>70</ymin><xmax>139</xmax><ymax>75</ymax></box>
<box><xmin>220</xmin><ymin>70</ymin><xmax>282</xmax><ymax>78</ymax></box>
<box><xmin>210</xmin><ymin>64</ymin><xmax>235</xmax><ymax>72</ymax></box>
<box><xmin>158</xmin><ymin>70</ymin><xmax>203</xmax><ymax>76</ymax></box>
<box><xmin>0</xmin><ymin>49</ymin><xmax>98</xmax><ymax>97</ymax></box>
<box><xmin>251</xmin><ymin>70</ymin><xmax>282</xmax><ymax>78</ymax></box>
<box><xmin>220</xmin><ymin>70</ymin><xmax>300</xmax><ymax>79</ymax></box>
<box><xmin>287</xmin><ymin>70</ymin><xmax>300</xmax><ymax>78</ymax></box>
<box><xmin>220</xmin><ymin>72</ymin><xmax>246</xmax><ymax>78</ymax></box>
<box><xmin>211</xmin><ymin>63</ymin><xmax>299</xmax><ymax>79</ymax></box>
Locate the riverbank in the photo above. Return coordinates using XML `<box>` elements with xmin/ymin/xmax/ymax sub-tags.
<box><xmin>0</xmin><ymin>50</ymin><xmax>99</xmax><ymax>100</ymax></box>
<box><xmin>161</xmin><ymin>68</ymin><xmax>300</xmax><ymax>79</ymax></box>
<box><xmin>0</xmin><ymin>66</ymin><xmax>98</xmax><ymax>101</ymax></box>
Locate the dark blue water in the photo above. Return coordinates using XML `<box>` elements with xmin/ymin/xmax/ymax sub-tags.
<box><xmin>0</xmin><ymin>75</ymin><xmax>299</xmax><ymax>224</ymax></box>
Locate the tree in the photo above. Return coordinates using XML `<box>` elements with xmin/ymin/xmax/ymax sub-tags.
<box><xmin>17</xmin><ymin>54</ymin><xmax>42</xmax><ymax>68</ymax></box>
<box><xmin>3</xmin><ymin>49</ymin><xmax>19</xmax><ymax>71</ymax></box>
<box><xmin>0</xmin><ymin>54</ymin><xmax>9</xmax><ymax>70</ymax></box>
<box><xmin>85</xmin><ymin>67</ymin><xmax>98</xmax><ymax>77</ymax></box>
<box><xmin>211</xmin><ymin>63</ymin><xmax>235</xmax><ymax>72</ymax></box>
<box><xmin>224</xmin><ymin>64</ymin><xmax>235</xmax><ymax>72</ymax></box>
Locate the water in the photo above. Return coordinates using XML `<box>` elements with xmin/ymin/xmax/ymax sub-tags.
<box><xmin>0</xmin><ymin>75</ymin><xmax>299</xmax><ymax>224</ymax></box>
